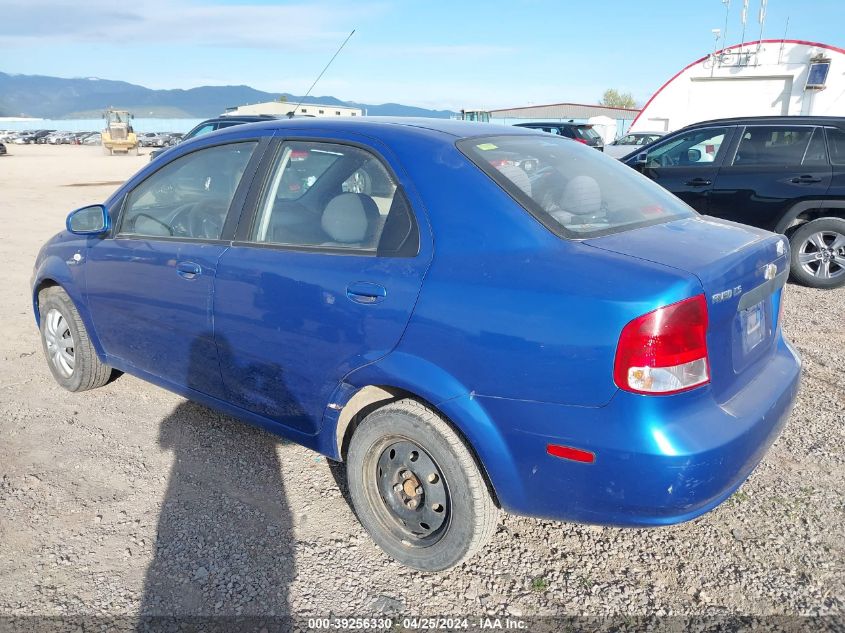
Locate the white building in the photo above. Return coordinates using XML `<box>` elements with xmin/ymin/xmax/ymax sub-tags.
<box><xmin>224</xmin><ymin>101</ymin><xmax>363</xmax><ymax>118</ymax></box>
<box><xmin>631</xmin><ymin>39</ymin><xmax>845</xmax><ymax>133</ymax></box>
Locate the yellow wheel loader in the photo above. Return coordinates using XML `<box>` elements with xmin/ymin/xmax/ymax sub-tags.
<box><xmin>101</xmin><ymin>109</ymin><xmax>139</xmax><ymax>155</ymax></box>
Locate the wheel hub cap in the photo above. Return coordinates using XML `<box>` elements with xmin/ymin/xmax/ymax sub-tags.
<box><xmin>798</xmin><ymin>230</ymin><xmax>845</xmax><ymax>280</ymax></box>
<box><xmin>44</xmin><ymin>308</ymin><xmax>75</xmax><ymax>378</ymax></box>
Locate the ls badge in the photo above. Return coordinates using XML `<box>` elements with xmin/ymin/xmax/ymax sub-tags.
<box><xmin>712</xmin><ymin>285</ymin><xmax>743</xmax><ymax>304</ymax></box>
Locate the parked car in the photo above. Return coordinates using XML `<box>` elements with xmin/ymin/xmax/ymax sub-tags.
<box><xmin>623</xmin><ymin>116</ymin><xmax>845</xmax><ymax>288</ymax></box>
<box><xmin>604</xmin><ymin>131</ymin><xmax>666</xmax><ymax>159</ymax></box>
<box><xmin>33</xmin><ymin>118</ymin><xmax>800</xmax><ymax>571</ymax></box>
<box><xmin>514</xmin><ymin>121</ymin><xmax>604</xmax><ymax>151</ymax></box>
<box><xmin>148</xmin><ymin>115</ymin><xmax>278</xmax><ymax>161</ymax></box>
<box><xmin>19</xmin><ymin>130</ymin><xmax>54</xmax><ymax>144</ymax></box>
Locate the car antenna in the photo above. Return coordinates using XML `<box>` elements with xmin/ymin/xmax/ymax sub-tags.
<box><xmin>288</xmin><ymin>29</ymin><xmax>356</xmax><ymax>118</ymax></box>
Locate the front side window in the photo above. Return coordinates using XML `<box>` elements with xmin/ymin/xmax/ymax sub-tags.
<box><xmin>186</xmin><ymin>123</ymin><xmax>215</xmax><ymax>140</ymax></box>
<box><xmin>459</xmin><ymin>135</ymin><xmax>695</xmax><ymax>238</ymax></box>
<box><xmin>251</xmin><ymin>141</ymin><xmax>417</xmax><ymax>255</ymax></box>
<box><xmin>119</xmin><ymin>142</ymin><xmax>257</xmax><ymax>240</ymax></box>
<box><xmin>645</xmin><ymin>127</ymin><xmax>729</xmax><ymax>167</ymax></box>
<box><xmin>732</xmin><ymin>126</ymin><xmax>817</xmax><ymax>166</ymax></box>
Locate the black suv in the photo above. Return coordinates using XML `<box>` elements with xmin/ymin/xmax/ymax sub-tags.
<box><xmin>149</xmin><ymin>115</ymin><xmax>278</xmax><ymax>161</ymax></box>
<box><xmin>514</xmin><ymin>121</ymin><xmax>604</xmax><ymax>151</ymax></box>
<box><xmin>624</xmin><ymin>116</ymin><xmax>845</xmax><ymax>289</ymax></box>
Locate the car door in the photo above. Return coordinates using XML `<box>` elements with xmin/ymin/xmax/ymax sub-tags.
<box><xmin>707</xmin><ymin>125</ymin><xmax>832</xmax><ymax>230</ymax></box>
<box><xmin>84</xmin><ymin>139</ymin><xmax>263</xmax><ymax>397</ymax></box>
<box><xmin>213</xmin><ymin>137</ymin><xmax>431</xmax><ymax>435</ymax></box>
<box><xmin>635</xmin><ymin>126</ymin><xmax>735</xmax><ymax>213</ymax></box>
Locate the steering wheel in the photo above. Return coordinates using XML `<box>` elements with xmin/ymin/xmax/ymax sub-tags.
<box><xmin>170</xmin><ymin>200</ymin><xmax>225</xmax><ymax>239</ymax></box>
<box><xmin>659</xmin><ymin>153</ymin><xmax>678</xmax><ymax>167</ymax></box>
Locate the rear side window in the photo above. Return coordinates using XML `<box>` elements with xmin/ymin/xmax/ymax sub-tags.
<box><xmin>573</xmin><ymin>126</ymin><xmax>600</xmax><ymax>141</ymax></box>
<box><xmin>826</xmin><ymin>127</ymin><xmax>845</xmax><ymax>165</ymax></box>
<box><xmin>732</xmin><ymin>126</ymin><xmax>816</xmax><ymax>166</ymax></box>
<box><xmin>251</xmin><ymin>141</ymin><xmax>418</xmax><ymax>256</ymax></box>
<box><xmin>459</xmin><ymin>135</ymin><xmax>694</xmax><ymax>239</ymax></box>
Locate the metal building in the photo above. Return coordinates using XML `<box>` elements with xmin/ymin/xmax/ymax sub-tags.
<box><xmin>631</xmin><ymin>39</ymin><xmax>845</xmax><ymax>133</ymax></box>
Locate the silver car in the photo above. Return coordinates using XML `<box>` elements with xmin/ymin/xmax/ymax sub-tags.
<box><xmin>605</xmin><ymin>131</ymin><xmax>666</xmax><ymax>159</ymax></box>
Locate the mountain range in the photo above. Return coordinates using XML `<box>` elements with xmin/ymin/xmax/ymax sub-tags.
<box><xmin>0</xmin><ymin>72</ymin><xmax>456</xmax><ymax>119</ymax></box>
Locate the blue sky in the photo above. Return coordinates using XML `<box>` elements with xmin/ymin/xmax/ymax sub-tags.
<box><xmin>2</xmin><ymin>0</ymin><xmax>844</xmax><ymax>110</ymax></box>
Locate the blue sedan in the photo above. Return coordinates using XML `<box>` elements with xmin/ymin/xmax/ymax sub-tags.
<box><xmin>32</xmin><ymin>118</ymin><xmax>801</xmax><ymax>571</ymax></box>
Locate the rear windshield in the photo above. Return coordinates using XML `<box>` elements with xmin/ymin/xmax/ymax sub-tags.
<box><xmin>573</xmin><ymin>125</ymin><xmax>600</xmax><ymax>141</ymax></box>
<box><xmin>458</xmin><ymin>135</ymin><xmax>695</xmax><ymax>238</ymax></box>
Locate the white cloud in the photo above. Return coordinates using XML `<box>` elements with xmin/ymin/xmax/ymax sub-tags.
<box><xmin>0</xmin><ymin>0</ymin><xmax>382</xmax><ymax>50</ymax></box>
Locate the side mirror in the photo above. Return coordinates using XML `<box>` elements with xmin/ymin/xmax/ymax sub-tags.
<box><xmin>687</xmin><ymin>148</ymin><xmax>702</xmax><ymax>162</ymax></box>
<box><xmin>66</xmin><ymin>204</ymin><xmax>110</xmax><ymax>235</ymax></box>
<box><xmin>635</xmin><ymin>152</ymin><xmax>648</xmax><ymax>165</ymax></box>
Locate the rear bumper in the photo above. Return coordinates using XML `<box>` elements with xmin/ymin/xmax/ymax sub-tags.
<box><xmin>475</xmin><ymin>336</ymin><xmax>801</xmax><ymax>526</ymax></box>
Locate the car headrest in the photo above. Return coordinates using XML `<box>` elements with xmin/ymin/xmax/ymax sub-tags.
<box><xmin>321</xmin><ymin>193</ymin><xmax>380</xmax><ymax>244</ymax></box>
<box><xmin>495</xmin><ymin>163</ymin><xmax>532</xmax><ymax>198</ymax></box>
<box><xmin>559</xmin><ymin>175</ymin><xmax>601</xmax><ymax>215</ymax></box>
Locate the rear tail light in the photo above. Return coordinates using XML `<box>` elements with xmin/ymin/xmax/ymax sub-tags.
<box><xmin>614</xmin><ymin>295</ymin><xmax>710</xmax><ymax>395</ymax></box>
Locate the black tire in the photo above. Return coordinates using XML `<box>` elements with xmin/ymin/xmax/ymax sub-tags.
<box><xmin>38</xmin><ymin>287</ymin><xmax>112</xmax><ymax>392</ymax></box>
<box><xmin>346</xmin><ymin>399</ymin><xmax>498</xmax><ymax>571</ymax></box>
<box><xmin>788</xmin><ymin>218</ymin><xmax>845</xmax><ymax>289</ymax></box>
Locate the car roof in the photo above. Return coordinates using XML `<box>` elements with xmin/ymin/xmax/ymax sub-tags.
<box><xmin>514</xmin><ymin>121</ymin><xmax>587</xmax><ymax>127</ymax></box>
<box><xmin>218</xmin><ymin>116</ymin><xmax>545</xmax><ymax>140</ymax></box>
<box><xmin>208</xmin><ymin>115</ymin><xmax>279</xmax><ymax>123</ymax></box>
<box><xmin>685</xmin><ymin>115</ymin><xmax>845</xmax><ymax>129</ymax></box>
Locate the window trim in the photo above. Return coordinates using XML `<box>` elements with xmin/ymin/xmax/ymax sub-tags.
<box><xmin>233</xmin><ymin>136</ymin><xmax>421</xmax><ymax>258</ymax></box>
<box><xmin>113</xmin><ymin>138</ymin><xmax>266</xmax><ymax>244</ymax></box>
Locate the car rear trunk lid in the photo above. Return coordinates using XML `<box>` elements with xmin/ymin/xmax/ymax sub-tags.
<box><xmin>585</xmin><ymin>216</ymin><xmax>789</xmax><ymax>402</ymax></box>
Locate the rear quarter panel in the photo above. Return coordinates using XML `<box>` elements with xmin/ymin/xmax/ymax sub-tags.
<box><xmin>366</xmin><ymin>136</ymin><xmax>703</xmax><ymax>407</ymax></box>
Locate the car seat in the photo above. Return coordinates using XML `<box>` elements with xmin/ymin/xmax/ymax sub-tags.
<box><xmin>550</xmin><ymin>175</ymin><xmax>602</xmax><ymax>225</ymax></box>
<box><xmin>321</xmin><ymin>193</ymin><xmax>381</xmax><ymax>248</ymax></box>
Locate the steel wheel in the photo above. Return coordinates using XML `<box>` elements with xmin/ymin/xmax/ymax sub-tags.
<box><xmin>798</xmin><ymin>230</ymin><xmax>845</xmax><ymax>281</ymax></box>
<box><xmin>43</xmin><ymin>308</ymin><xmax>75</xmax><ymax>378</ymax></box>
<box><xmin>369</xmin><ymin>438</ymin><xmax>451</xmax><ymax>547</ymax></box>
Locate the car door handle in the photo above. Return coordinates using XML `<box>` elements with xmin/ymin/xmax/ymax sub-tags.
<box><xmin>684</xmin><ymin>178</ymin><xmax>712</xmax><ymax>186</ymax></box>
<box><xmin>791</xmin><ymin>175</ymin><xmax>822</xmax><ymax>184</ymax></box>
<box><xmin>346</xmin><ymin>281</ymin><xmax>387</xmax><ymax>305</ymax></box>
<box><xmin>176</xmin><ymin>261</ymin><xmax>202</xmax><ymax>279</ymax></box>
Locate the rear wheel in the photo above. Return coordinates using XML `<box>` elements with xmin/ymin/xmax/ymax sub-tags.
<box><xmin>346</xmin><ymin>399</ymin><xmax>498</xmax><ymax>572</ymax></box>
<box><xmin>39</xmin><ymin>287</ymin><xmax>112</xmax><ymax>392</ymax></box>
<box><xmin>788</xmin><ymin>218</ymin><xmax>845</xmax><ymax>289</ymax></box>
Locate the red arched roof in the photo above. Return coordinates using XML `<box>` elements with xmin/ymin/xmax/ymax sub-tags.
<box><xmin>631</xmin><ymin>39</ymin><xmax>845</xmax><ymax>127</ymax></box>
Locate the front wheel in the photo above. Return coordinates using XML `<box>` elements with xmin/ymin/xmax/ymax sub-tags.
<box><xmin>788</xmin><ymin>218</ymin><xmax>845</xmax><ymax>289</ymax></box>
<box><xmin>346</xmin><ymin>399</ymin><xmax>498</xmax><ymax>572</ymax></box>
<box><xmin>39</xmin><ymin>287</ymin><xmax>112</xmax><ymax>391</ymax></box>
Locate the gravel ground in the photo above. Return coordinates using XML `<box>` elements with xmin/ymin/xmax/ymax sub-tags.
<box><xmin>0</xmin><ymin>145</ymin><xmax>843</xmax><ymax>625</ymax></box>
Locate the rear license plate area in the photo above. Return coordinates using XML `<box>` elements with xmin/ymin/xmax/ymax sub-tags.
<box><xmin>741</xmin><ymin>301</ymin><xmax>765</xmax><ymax>354</ymax></box>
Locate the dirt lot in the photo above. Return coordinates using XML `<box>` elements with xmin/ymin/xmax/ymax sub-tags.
<box><xmin>0</xmin><ymin>145</ymin><xmax>843</xmax><ymax>625</ymax></box>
